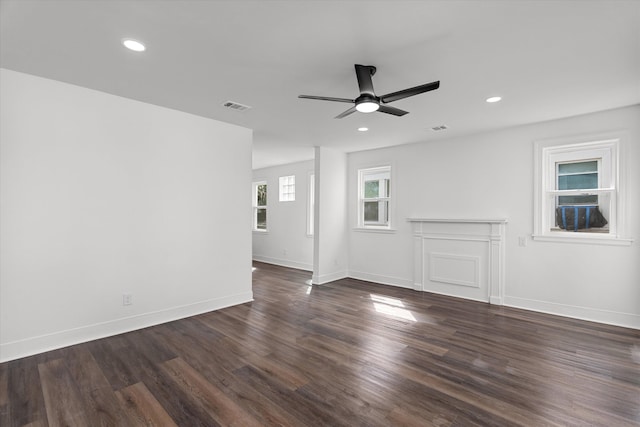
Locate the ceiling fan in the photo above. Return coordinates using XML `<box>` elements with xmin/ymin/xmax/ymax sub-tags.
<box><xmin>299</xmin><ymin>64</ymin><xmax>440</xmax><ymax>119</ymax></box>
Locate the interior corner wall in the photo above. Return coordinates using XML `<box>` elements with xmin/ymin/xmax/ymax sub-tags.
<box><xmin>0</xmin><ymin>69</ymin><xmax>254</xmax><ymax>362</ymax></box>
<box><xmin>347</xmin><ymin>104</ymin><xmax>640</xmax><ymax>329</ymax></box>
<box><xmin>252</xmin><ymin>160</ymin><xmax>314</xmax><ymax>271</ymax></box>
<box><xmin>313</xmin><ymin>146</ymin><xmax>348</xmax><ymax>284</ymax></box>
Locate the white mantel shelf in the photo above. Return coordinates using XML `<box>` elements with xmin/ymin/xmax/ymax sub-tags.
<box><xmin>408</xmin><ymin>218</ymin><xmax>508</xmax><ymax>224</ymax></box>
<box><xmin>408</xmin><ymin>218</ymin><xmax>507</xmax><ymax>305</ymax></box>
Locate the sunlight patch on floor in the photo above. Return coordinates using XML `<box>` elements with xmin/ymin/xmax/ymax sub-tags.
<box><xmin>370</xmin><ymin>294</ymin><xmax>416</xmax><ymax>322</ymax></box>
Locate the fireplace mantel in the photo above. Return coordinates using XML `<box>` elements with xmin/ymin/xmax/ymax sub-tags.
<box><xmin>407</xmin><ymin>218</ymin><xmax>507</xmax><ymax>305</ymax></box>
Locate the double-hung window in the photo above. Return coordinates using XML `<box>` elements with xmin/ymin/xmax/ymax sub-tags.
<box><xmin>253</xmin><ymin>181</ymin><xmax>267</xmax><ymax>231</ymax></box>
<box><xmin>358</xmin><ymin>166</ymin><xmax>391</xmax><ymax>228</ymax></box>
<box><xmin>534</xmin><ymin>136</ymin><xmax>629</xmax><ymax>244</ymax></box>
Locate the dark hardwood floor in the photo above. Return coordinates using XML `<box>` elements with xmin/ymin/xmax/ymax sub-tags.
<box><xmin>1</xmin><ymin>261</ymin><xmax>639</xmax><ymax>426</ymax></box>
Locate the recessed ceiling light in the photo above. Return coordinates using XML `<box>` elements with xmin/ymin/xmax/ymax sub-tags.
<box><xmin>357</xmin><ymin>127</ymin><xmax>369</xmax><ymax>132</ymax></box>
<box><xmin>122</xmin><ymin>39</ymin><xmax>146</xmax><ymax>52</ymax></box>
<box><xmin>486</xmin><ymin>96</ymin><xmax>502</xmax><ymax>103</ymax></box>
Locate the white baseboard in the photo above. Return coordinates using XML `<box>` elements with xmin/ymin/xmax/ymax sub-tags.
<box><xmin>312</xmin><ymin>270</ymin><xmax>348</xmax><ymax>285</ymax></box>
<box><xmin>490</xmin><ymin>296</ymin><xmax>503</xmax><ymax>305</ymax></box>
<box><xmin>252</xmin><ymin>255</ymin><xmax>312</xmax><ymax>271</ymax></box>
<box><xmin>0</xmin><ymin>291</ymin><xmax>254</xmax><ymax>363</ymax></box>
<box><xmin>348</xmin><ymin>270</ymin><xmax>414</xmax><ymax>290</ymax></box>
<box><xmin>504</xmin><ymin>296</ymin><xmax>640</xmax><ymax>330</ymax></box>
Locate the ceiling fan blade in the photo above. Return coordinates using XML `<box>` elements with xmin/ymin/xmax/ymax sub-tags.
<box><xmin>377</xmin><ymin>105</ymin><xmax>409</xmax><ymax>117</ymax></box>
<box><xmin>335</xmin><ymin>106</ymin><xmax>358</xmax><ymax>119</ymax></box>
<box><xmin>354</xmin><ymin>64</ymin><xmax>376</xmax><ymax>95</ymax></box>
<box><xmin>380</xmin><ymin>81</ymin><xmax>440</xmax><ymax>104</ymax></box>
<box><xmin>299</xmin><ymin>95</ymin><xmax>354</xmax><ymax>103</ymax></box>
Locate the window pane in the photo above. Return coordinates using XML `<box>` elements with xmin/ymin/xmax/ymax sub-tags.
<box><xmin>257</xmin><ymin>184</ymin><xmax>267</xmax><ymax>206</ymax></box>
<box><xmin>558</xmin><ymin>161</ymin><xmax>597</xmax><ymax>174</ymax></box>
<box><xmin>364</xmin><ymin>201</ymin><xmax>379</xmax><ymax>222</ymax></box>
<box><xmin>364</xmin><ymin>181</ymin><xmax>379</xmax><ymax>198</ymax></box>
<box><xmin>279</xmin><ymin>175</ymin><xmax>295</xmax><ymax>201</ymax></box>
<box><xmin>256</xmin><ymin>208</ymin><xmax>267</xmax><ymax>229</ymax></box>
<box><xmin>558</xmin><ymin>173</ymin><xmax>597</xmax><ymax>190</ymax></box>
<box><xmin>558</xmin><ymin>195</ymin><xmax>598</xmax><ymax>205</ymax></box>
<box><xmin>364</xmin><ymin>201</ymin><xmax>389</xmax><ymax>225</ymax></box>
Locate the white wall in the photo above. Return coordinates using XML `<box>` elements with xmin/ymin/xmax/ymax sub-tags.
<box><xmin>313</xmin><ymin>147</ymin><xmax>348</xmax><ymax>284</ymax></box>
<box><xmin>0</xmin><ymin>69</ymin><xmax>254</xmax><ymax>362</ymax></box>
<box><xmin>348</xmin><ymin>105</ymin><xmax>639</xmax><ymax>328</ymax></box>
<box><xmin>252</xmin><ymin>160</ymin><xmax>314</xmax><ymax>270</ymax></box>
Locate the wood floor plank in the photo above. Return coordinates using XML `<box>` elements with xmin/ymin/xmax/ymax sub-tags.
<box><xmin>62</xmin><ymin>347</ymin><xmax>131</xmax><ymax>426</ymax></box>
<box><xmin>232</xmin><ymin>363</ymin><xmax>346</xmax><ymax>426</ymax></box>
<box><xmin>38</xmin><ymin>359</ymin><xmax>91</xmax><ymax>427</ymax></box>
<box><xmin>86</xmin><ymin>339</ymin><xmax>140</xmax><ymax>391</ymax></box>
<box><xmin>0</xmin><ymin>361</ymin><xmax>8</xmax><ymax>425</ymax></box>
<box><xmin>0</xmin><ymin>361</ymin><xmax>8</xmax><ymax>407</ymax></box>
<box><xmin>387</xmin><ymin>403</ymin><xmax>456</xmax><ymax>427</ymax></box>
<box><xmin>102</xmin><ymin>341</ymin><xmax>213</xmax><ymax>426</ymax></box>
<box><xmin>5</xmin><ymin>357</ymin><xmax>49</xmax><ymax>427</ymax></box>
<box><xmin>115</xmin><ymin>382</ymin><xmax>178</xmax><ymax>427</ymax></box>
<box><xmin>20</xmin><ymin>420</ymin><xmax>48</xmax><ymax>427</ymax></box>
<box><xmin>160</xmin><ymin>357</ymin><xmax>262</xmax><ymax>427</ymax></box>
<box><xmin>0</xmin><ymin>363</ymin><xmax>10</xmax><ymax>426</ymax></box>
<box><xmin>62</xmin><ymin>346</ymin><xmax>113</xmax><ymax>393</ymax></box>
<box><xmin>242</xmin><ymin>351</ymin><xmax>311</xmax><ymax>390</ymax></box>
<box><xmin>154</xmin><ymin>328</ymin><xmax>306</xmax><ymax>426</ymax></box>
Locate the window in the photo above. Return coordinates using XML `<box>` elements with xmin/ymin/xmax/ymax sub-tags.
<box><xmin>534</xmin><ymin>136</ymin><xmax>629</xmax><ymax>245</ymax></box>
<box><xmin>253</xmin><ymin>181</ymin><xmax>267</xmax><ymax>231</ymax></box>
<box><xmin>279</xmin><ymin>175</ymin><xmax>295</xmax><ymax>202</ymax></box>
<box><xmin>358</xmin><ymin>166</ymin><xmax>391</xmax><ymax>228</ymax></box>
<box><xmin>307</xmin><ymin>173</ymin><xmax>314</xmax><ymax>236</ymax></box>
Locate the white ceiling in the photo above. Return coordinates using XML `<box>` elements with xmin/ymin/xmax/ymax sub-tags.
<box><xmin>1</xmin><ymin>0</ymin><xmax>639</xmax><ymax>169</ymax></box>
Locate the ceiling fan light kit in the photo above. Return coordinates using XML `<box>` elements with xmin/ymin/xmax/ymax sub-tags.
<box><xmin>299</xmin><ymin>64</ymin><xmax>439</xmax><ymax>119</ymax></box>
<box><xmin>355</xmin><ymin>98</ymin><xmax>379</xmax><ymax>113</ymax></box>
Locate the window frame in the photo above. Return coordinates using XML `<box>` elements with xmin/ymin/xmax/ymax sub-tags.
<box><xmin>357</xmin><ymin>165</ymin><xmax>393</xmax><ymax>230</ymax></box>
<box><xmin>252</xmin><ymin>180</ymin><xmax>268</xmax><ymax>232</ymax></box>
<box><xmin>533</xmin><ymin>133</ymin><xmax>631</xmax><ymax>245</ymax></box>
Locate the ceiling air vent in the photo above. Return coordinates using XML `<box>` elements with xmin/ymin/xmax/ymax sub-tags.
<box><xmin>431</xmin><ymin>125</ymin><xmax>448</xmax><ymax>131</ymax></box>
<box><xmin>223</xmin><ymin>101</ymin><xmax>251</xmax><ymax>111</ymax></box>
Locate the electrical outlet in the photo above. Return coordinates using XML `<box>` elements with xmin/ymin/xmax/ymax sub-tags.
<box><xmin>518</xmin><ymin>236</ymin><xmax>527</xmax><ymax>247</ymax></box>
<box><xmin>283</xmin><ymin>249</ymin><xmax>287</xmax><ymax>255</ymax></box>
<box><xmin>123</xmin><ymin>294</ymin><xmax>133</xmax><ymax>306</ymax></box>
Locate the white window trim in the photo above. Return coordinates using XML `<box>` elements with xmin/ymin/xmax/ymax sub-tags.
<box><xmin>252</xmin><ymin>180</ymin><xmax>268</xmax><ymax>233</ymax></box>
<box><xmin>533</xmin><ymin>132</ymin><xmax>632</xmax><ymax>246</ymax></box>
<box><xmin>306</xmin><ymin>171</ymin><xmax>314</xmax><ymax>237</ymax></box>
<box><xmin>355</xmin><ymin>165</ymin><xmax>396</xmax><ymax>232</ymax></box>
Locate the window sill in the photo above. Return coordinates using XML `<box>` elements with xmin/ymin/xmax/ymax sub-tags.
<box><xmin>353</xmin><ymin>227</ymin><xmax>397</xmax><ymax>234</ymax></box>
<box><xmin>253</xmin><ymin>230</ymin><xmax>269</xmax><ymax>235</ymax></box>
<box><xmin>532</xmin><ymin>234</ymin><xmax>633</xmax><ymax>246</ymax></box>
